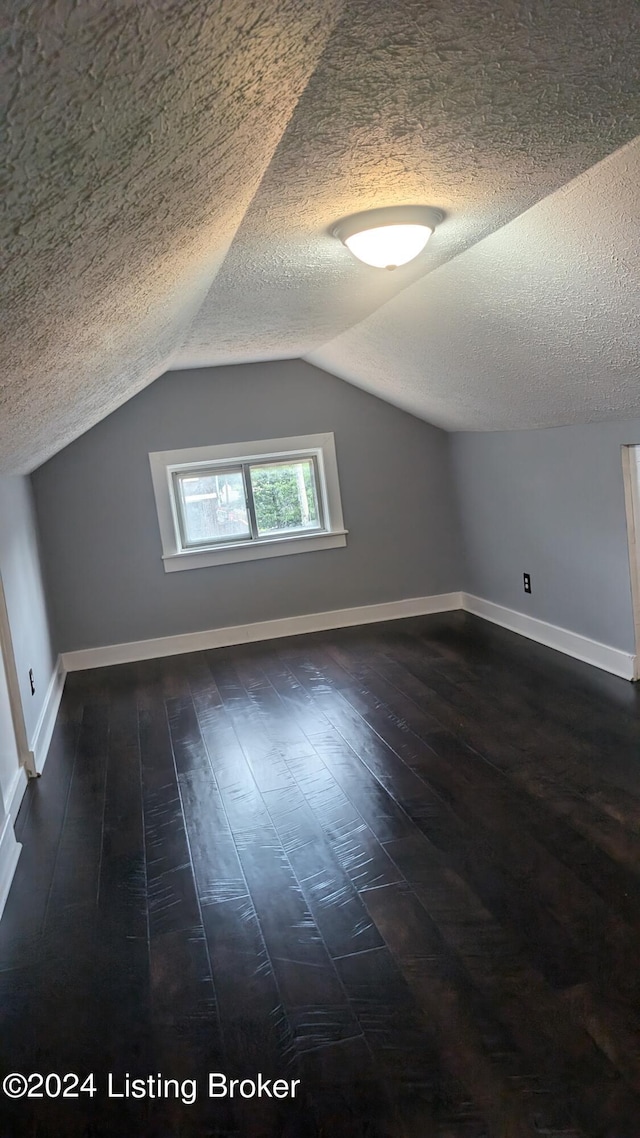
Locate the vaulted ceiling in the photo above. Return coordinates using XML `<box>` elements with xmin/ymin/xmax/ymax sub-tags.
<box><xmin>2</xmin><ymin>0</ymin><xmax>639</xmax><ymax>473</ymax></box>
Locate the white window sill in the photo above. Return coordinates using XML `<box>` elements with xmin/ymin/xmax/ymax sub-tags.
<box><xmin>162</xmin><ymin>529</ymin><xmax>348</xmax><ymax>572</ymax></box>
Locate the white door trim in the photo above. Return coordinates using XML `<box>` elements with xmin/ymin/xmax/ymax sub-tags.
<box><xmin>621</xmin><ymin>445</ymin><xmax>640</xmax><ymax>681</ymax></box>
<box><xmin>0</xmin><ymin>575</ymin><xmax>35</xmax><ymax>775</ymax></box>
<box><xmin>0</xmin><ymin>574</ymin><xmax>25</xmax><ymax>922</ymax></box>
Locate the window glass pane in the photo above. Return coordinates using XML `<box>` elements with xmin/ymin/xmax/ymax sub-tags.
<box><xmin>175</xmin><ymin>469</ymin><xmax>250</xmax><ymax>546</ymax></box>
<box><xmin>249</xmin><ymin>458</ymin><xmax>321</xmax><ymax>537</ymax></box>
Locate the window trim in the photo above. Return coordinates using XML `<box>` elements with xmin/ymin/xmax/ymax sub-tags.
<box><xmin>149</xmin><ymin>433</ymin><xmax>347</xmax><ymax>572</ymax></box>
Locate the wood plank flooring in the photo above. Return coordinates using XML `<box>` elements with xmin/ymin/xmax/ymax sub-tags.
<box><xmin>2</xmin><ymin>611</ymin><xmax>640</xmax><ymax>1136</ymax></box>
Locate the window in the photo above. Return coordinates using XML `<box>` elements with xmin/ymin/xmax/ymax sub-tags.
<box><xmin>149</xmin><ymin>433</ymin><xmax>347</xmax><ymax>571</ymax></box>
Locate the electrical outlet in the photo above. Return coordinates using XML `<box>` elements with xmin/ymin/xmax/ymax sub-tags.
<box><xmin>29</xmin><ymin>668</ymin><xmax>35</xmax><ymax>695</ymax></box>
<box><xmin>523</xmin><ymin>572</ymin><xmax>531</xmax><ymax>594</ymax></box>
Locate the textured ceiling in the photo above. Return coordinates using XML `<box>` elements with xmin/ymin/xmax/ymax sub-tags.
<box><xmin>309</xmin><ymin>137</ymin><xmax>640</xmax><ymax>430</ymax></box>
<box><xmin>1</xmin><ymin>0</ymin><xmax>344</xmax><ymax>472</ymax></box>
<box><xmin>2</xmin><ymin>0</ymin><xmax>640</xmax><ymax>472</ymax></box>
<box><xmin>177</xmin><ymin>0</ymin><xmax>640</xmax><ymax>370</ymax></box>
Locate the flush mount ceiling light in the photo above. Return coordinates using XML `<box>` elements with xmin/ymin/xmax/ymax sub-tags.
<box><xmin>333</xmin><ymin>205</ymin><xmax>443</xmax><ymax>270</ymax></box>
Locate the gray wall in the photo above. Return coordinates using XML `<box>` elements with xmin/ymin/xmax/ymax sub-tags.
<box><xmin>451</xmin><ymin>419</ymin><xmax>640</xmax><ymax>653</ymax></box>
<box><xmin>33</xmin><ymin>360</ymin><xmax>464</xmax><ymax>653</ymax></box>
<box><xmin>0</xmin><ymin>476</ymin><xmax>56</xmax><ymax>744</ymax></box>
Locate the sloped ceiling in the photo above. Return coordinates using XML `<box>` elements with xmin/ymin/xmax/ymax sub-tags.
<box><xmin>309</xmin><ymin>137</ymin><xmax>640</xmax><ymax>430</ymax></box>
<box><xmin>2</xmin><ymin>0</ymin><xmax>639</xmax><ymax>473</ymax></box>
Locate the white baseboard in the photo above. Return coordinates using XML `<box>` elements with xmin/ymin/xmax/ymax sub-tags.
<box><xmin>28</xmin><ymin>657</ymin><xmax>66</xmax><ymax>773</ymax></box>
<box><xmin>5</xmin><ymin>767</ymin><xmax>28</xmax><ymax>828</ymax></box>
<box><xmin>0</xmin><ymin>814</ymin><xmax>21</xmax><ymax>923</ymax></box>
<box><xmin>60</xmin><ymin>590</ymin><xmax>634</xmax><ymax>682</ymax></box>
<box><xmin>62</xmin><ymin>593</ymin><xmax>463</xmax><ymax>671</ymax></box>
<box><xmin>462</xmin><ymin>594</ymin><xmax>635</xmax><ymax>680</ymax></box>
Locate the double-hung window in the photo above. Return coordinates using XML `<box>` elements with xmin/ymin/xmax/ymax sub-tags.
<box><xmin>149</xmin><ymin>433</ymin><xmax>347</xmax><ymax>571</ymax></box>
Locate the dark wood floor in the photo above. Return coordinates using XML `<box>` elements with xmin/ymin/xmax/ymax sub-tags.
<box><xmin>2</xmin><ymin>612</ymin><xmax>640</xmax><ymax>1136</ymax></box>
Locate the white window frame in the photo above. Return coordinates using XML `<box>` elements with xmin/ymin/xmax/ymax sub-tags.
<box><xmin>149</xmin><ymin>433</ymin><xmax>348</xmax><ymax>572</ymax></box>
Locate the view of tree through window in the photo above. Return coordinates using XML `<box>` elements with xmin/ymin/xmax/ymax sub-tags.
<box><xmin>174</xmin><ymin>457</ymin><xmax>322</xmax><ymax>548</ymax></box>
<box><xmin>250</xmin><ymin>459</ymin><xmax>320</xmax><ymax>535</ymax></box>
<box><xmin>152</xmin><ymin>434</ymin><xmax>345</xmax><ymax>569</ymax></box>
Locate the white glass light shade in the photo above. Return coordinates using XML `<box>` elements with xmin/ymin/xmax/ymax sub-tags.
<box><xmin>334</xmin><ymin>206</ymin><xmax>443</xmax><ymax>270</ymax></box>
<box><xmin>343</xmin><ymin>223</ymin><xmax>433</xmax><ymax>268</ymax></box>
